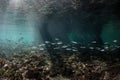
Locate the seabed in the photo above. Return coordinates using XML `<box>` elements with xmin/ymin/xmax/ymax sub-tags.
<box><xmin>0</xmin><ymin>40</ymin><xmax>120</xmax><ymax>80</ymax></box>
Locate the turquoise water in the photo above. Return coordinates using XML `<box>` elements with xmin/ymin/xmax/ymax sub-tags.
<box><xmin>0</xmin><ymin>12</ymin><xmax>40</xmax><ymax>43</ymax></box>
<box><xmin>0</xmin><ymin>0</ymin><xmax>120</xmax><ymax>45</ymax></box>
<box><xmin>101</xmin><ymin>20</ymin><xmax>120</xmax><ymax>44</ymax></box>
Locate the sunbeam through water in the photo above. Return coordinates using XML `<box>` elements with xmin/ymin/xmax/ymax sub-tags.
<box><xmin>0</xmin><ymin>0</ymin><xmax>120</xmax><ymax>80</ymax></box>
<box><xmin>0</xmin><ymin>0</ymin><xmax>40</xmax><ymax>44</ymax></box>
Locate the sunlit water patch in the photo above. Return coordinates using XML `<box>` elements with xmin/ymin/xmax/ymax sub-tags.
<box><xmin>0</xmin><ymin>0</ymin><xmax>41</xmax><ymax>43</ymax></box>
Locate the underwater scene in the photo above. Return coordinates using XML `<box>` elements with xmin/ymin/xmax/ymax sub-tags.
<box><xmin>0</xmin><ymin>0</ymin><xmax>120</xmax><ymax>80</ymax></box>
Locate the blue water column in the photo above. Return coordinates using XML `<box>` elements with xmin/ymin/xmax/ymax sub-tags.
<box><xmin>0</xmin><ymin>0</ymin><xmax>41</xmax><ymax>43</ymax></box>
